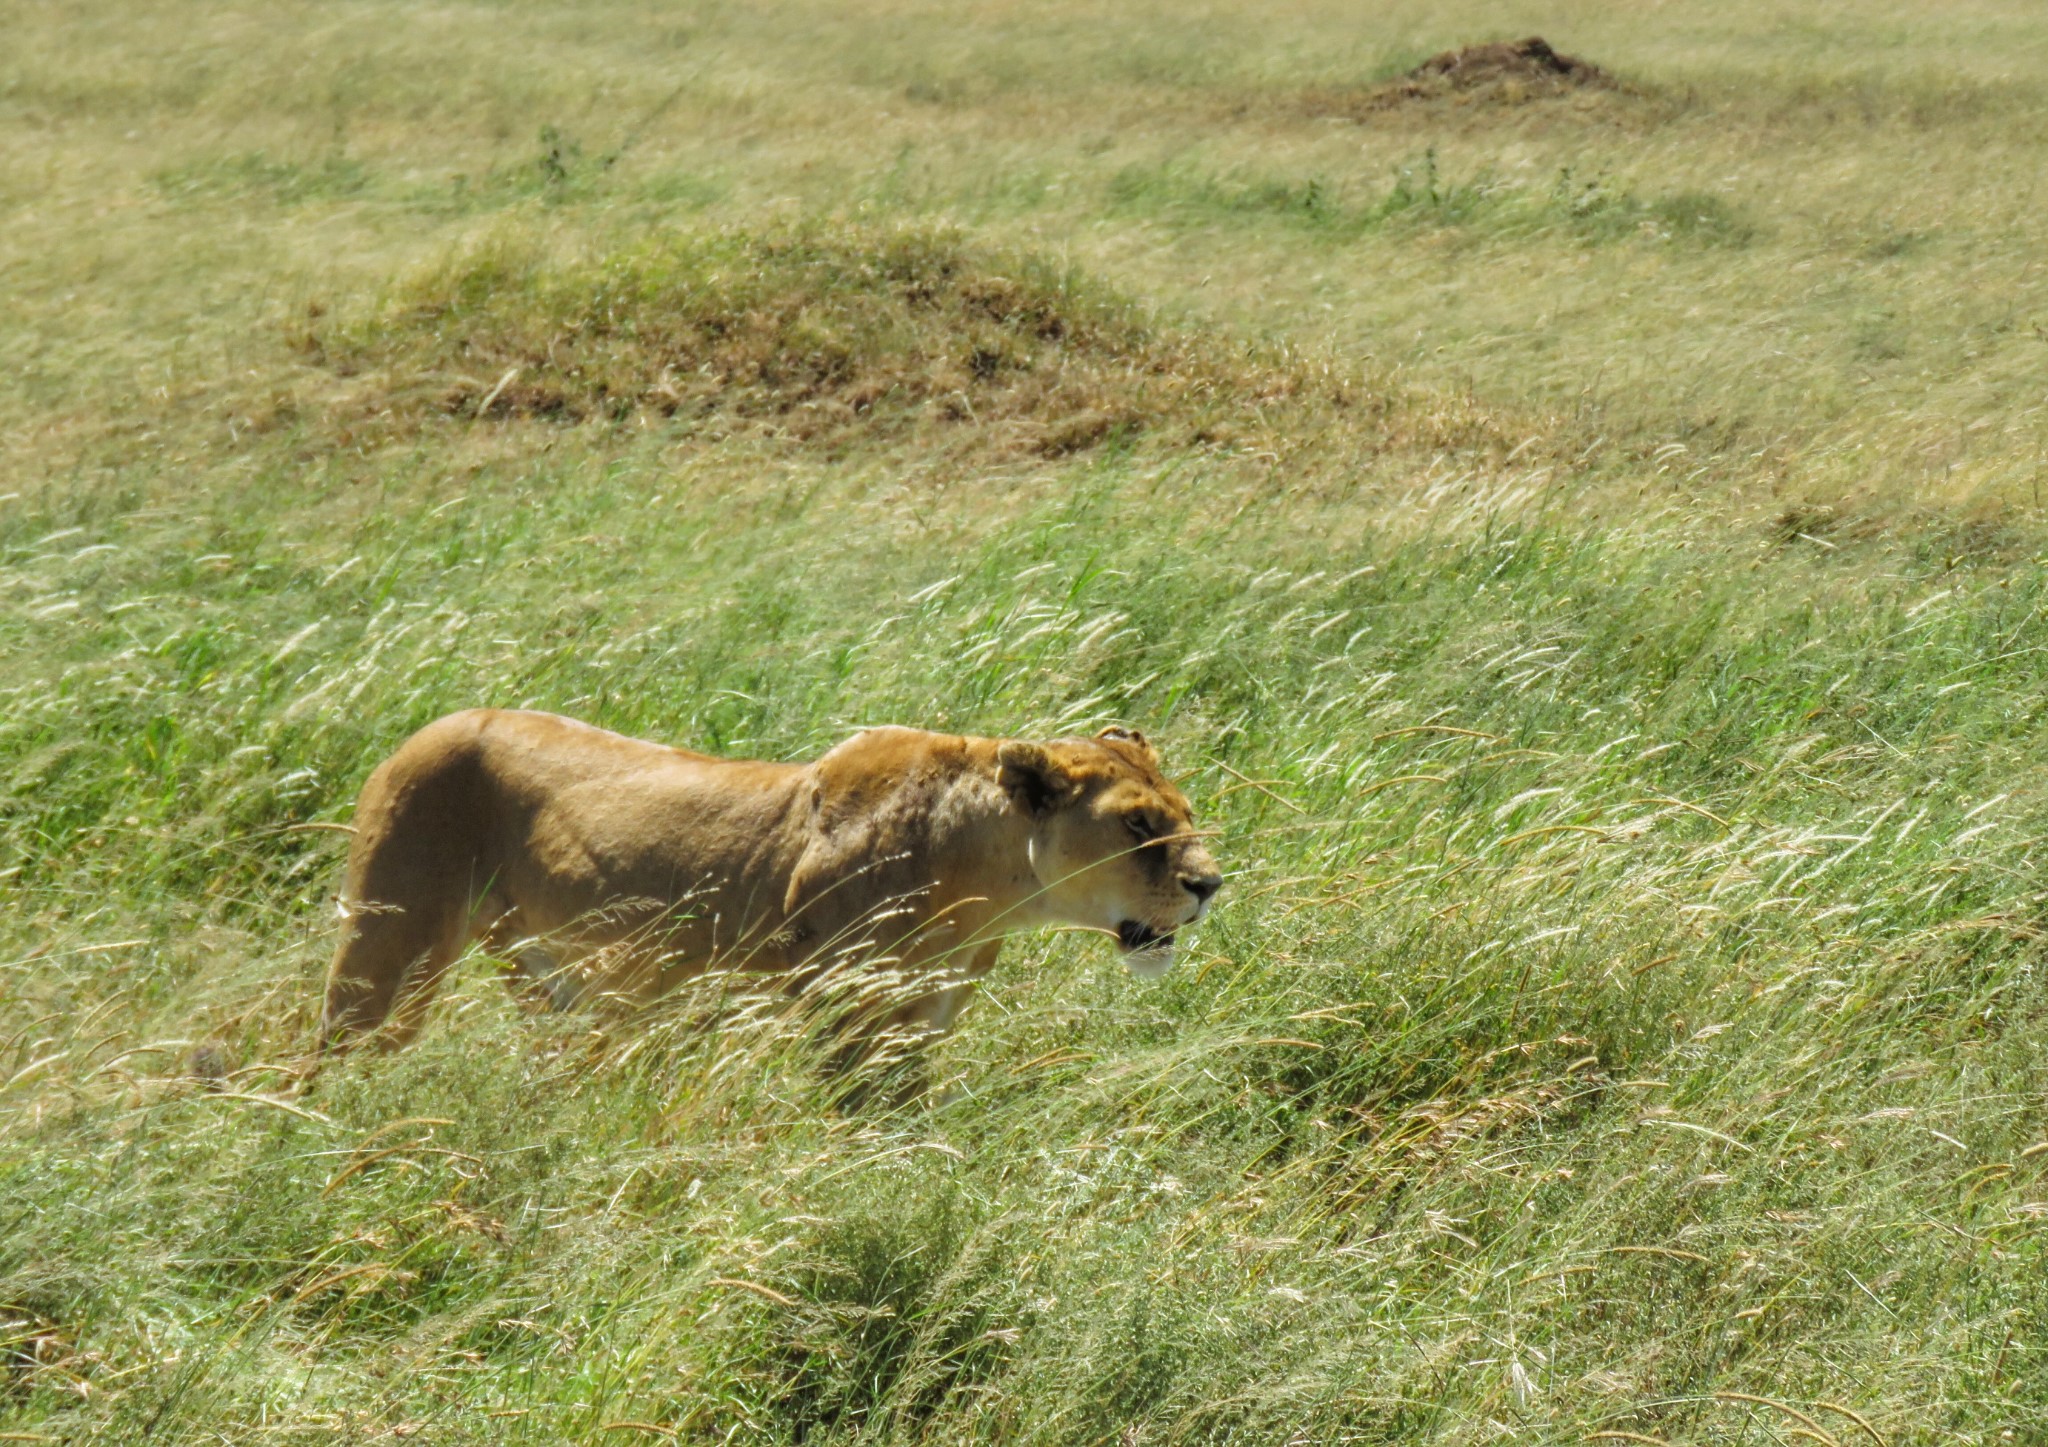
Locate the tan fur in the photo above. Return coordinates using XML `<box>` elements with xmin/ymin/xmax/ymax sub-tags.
<box><xmin>317</xmin><ymin>711</ymin><xmax>1222</xmax><ymax>1063</ymax></box>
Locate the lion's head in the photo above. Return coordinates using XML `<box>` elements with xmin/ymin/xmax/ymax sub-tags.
<box><xmin>997</xmin><ymin>726</ymin><xmax>1222</xmax><ymax>978</ymax></box>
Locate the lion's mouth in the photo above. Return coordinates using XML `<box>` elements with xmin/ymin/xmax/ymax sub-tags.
<box><xmin>1116</xmin><ymin>920</ymin><xmax>1176</xmax><ymax>953</ymax></box>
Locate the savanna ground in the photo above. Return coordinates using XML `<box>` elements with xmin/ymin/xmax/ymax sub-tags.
<box><xmin>6</xmin><ymin>1</ymin><xmax>2048</xmax><ymax>1441</ymax></box>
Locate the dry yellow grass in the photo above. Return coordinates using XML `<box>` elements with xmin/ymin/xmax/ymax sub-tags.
<box><xmin>9</xmin><ymin>0</ymin><xmax>2048</xmax><ymax>524</ymax></box>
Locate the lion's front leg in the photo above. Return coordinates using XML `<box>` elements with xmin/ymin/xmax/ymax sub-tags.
<box><xmin>823</xmin><ymin>941</ymin><xmax>1001</xmax><ymax>1108</ymax></box>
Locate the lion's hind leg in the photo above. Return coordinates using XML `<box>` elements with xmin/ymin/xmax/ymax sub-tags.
<box><xmin>317</xmin><ymin>892</ymin><xmax>471</xmax><ymax>1054</ymax></box>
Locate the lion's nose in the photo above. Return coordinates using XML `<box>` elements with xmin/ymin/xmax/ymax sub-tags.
<box><xmin>1182</xmin><ymin>872</ymin><xmax>1221</xmax><ymax>906</ymax></box>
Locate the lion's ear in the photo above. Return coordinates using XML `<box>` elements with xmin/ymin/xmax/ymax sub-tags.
<box><xmin>998</xmin><ymin>741</ymin><xmax>1076</xmax><ymax>816</ymax></box>
<box><xmin>1096</xmin><ymin>725</ymin><xmax>1157</xmax><ymax>762</ymax></box>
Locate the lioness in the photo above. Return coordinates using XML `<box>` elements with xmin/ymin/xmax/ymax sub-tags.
<box><xmin>317</xmin><ymin>710</ymin><xmax>1222</xmax><ymax>1063</ymax></box>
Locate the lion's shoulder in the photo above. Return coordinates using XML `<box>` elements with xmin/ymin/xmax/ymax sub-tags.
<box><xmin>809</xmin><ymin>727</ymin><xmax>990</xmax><ymax>820</ymax></box>
<box><xmin>815</xmin><ymin>724</ymin><xmax>961</xmax><ymax>762</ymax></box>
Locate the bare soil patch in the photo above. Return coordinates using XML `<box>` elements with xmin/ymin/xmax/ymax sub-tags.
<box><xmin>1402</xmin><ymin>37</ymin><xmax>1612</xmax><ymax>95</ymax></box>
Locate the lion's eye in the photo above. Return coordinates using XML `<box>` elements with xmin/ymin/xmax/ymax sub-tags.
<box><xmin>1126</xmin><ymin>815</ymin><xmax>1157</xmax><ymax>842</ymax></box>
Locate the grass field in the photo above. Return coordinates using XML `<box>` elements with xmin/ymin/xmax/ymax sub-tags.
<box><xmin>7</xmin><ymin>2</ymin><xmax>2048</xmax><ymax>1441</ymax></box>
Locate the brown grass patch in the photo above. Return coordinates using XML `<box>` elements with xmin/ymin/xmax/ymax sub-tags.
<box><xmin>299</xmin><ymin>223</ymin><xmax>1386</xmax><ymax>460</ymax></box>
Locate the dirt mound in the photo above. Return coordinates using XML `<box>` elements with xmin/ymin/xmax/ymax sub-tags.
<box><xmin>301</xmin><ymin>224</ymin><xmax>1348</xmax><ymax>459</ymax></box>
<box><xmin>1305</xmin><ymin>36</ymin><xmax>1617</xmax><ymax>118</ymax></box>
<box><xmin>1403</xmin><ymin>37</ymin><xmax>1610</xmax><ymax>94</ymax></box>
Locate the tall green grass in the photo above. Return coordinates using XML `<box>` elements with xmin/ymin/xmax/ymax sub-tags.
<box><xmin>1104</xmin><ymin>155</ymin><xmax>1757</xmax><ymax>250</ymax></box>
<box><xmin>7</xmin><ymin>434</ymin><xmax>2048</xmax><ymax>1440</ymax></box>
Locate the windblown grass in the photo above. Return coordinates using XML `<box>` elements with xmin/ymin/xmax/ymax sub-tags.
<box><xmin>7</xmin><ymin>447</ymin><xmax>2048</xmax><ymax>1440</ymax></box>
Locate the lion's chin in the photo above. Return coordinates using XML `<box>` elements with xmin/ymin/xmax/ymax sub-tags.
<box><xmin>1121</xmin><ymin>938</ymin><xmax>1176</xmax><ymax>980</ymax></box>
